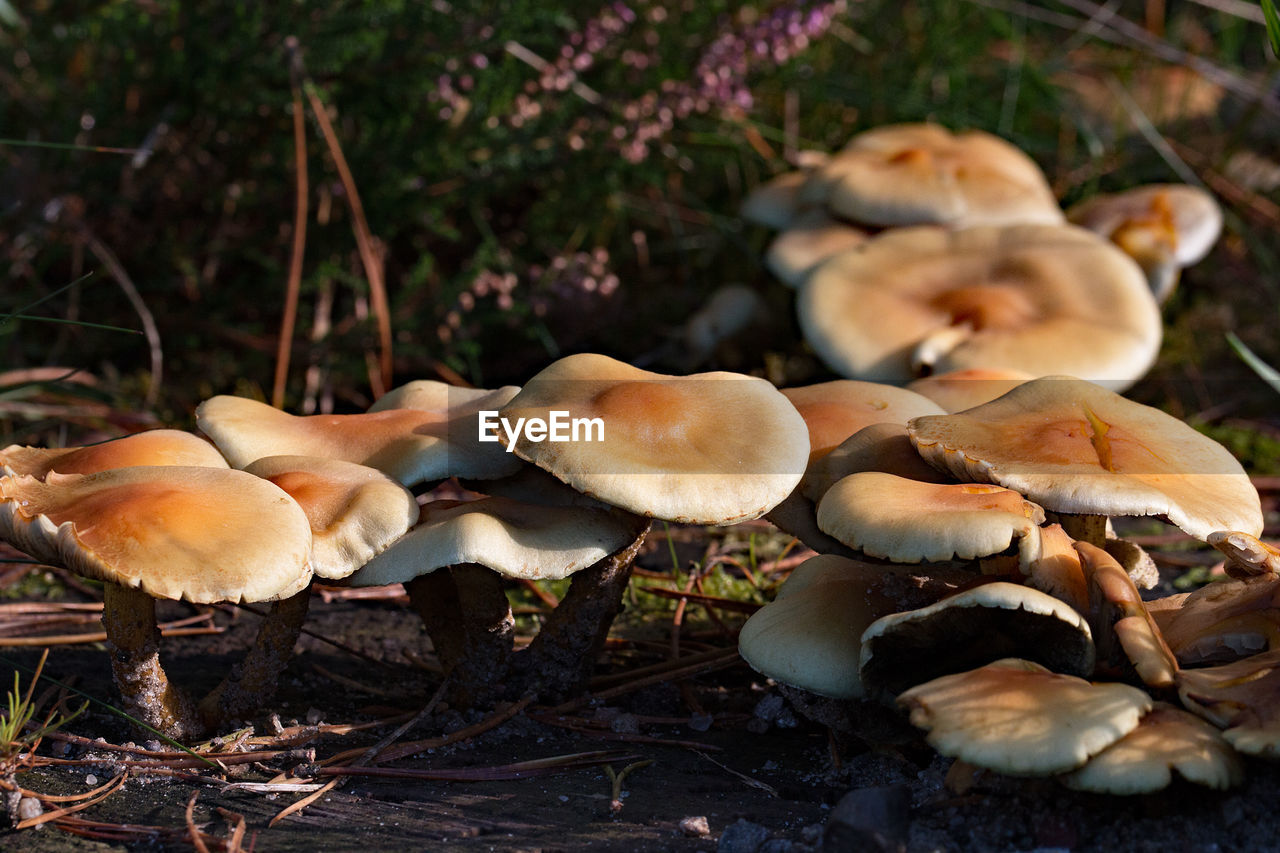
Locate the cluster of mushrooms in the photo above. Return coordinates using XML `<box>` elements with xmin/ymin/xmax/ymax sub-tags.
<box><xmin>741</xmin><ymin>122</ymin><xmax>1221</xmax><ymax>389</ymax></box>
<box><xmin>0</xmin><ymin>121</ymin><xmax>1268</xmax><ymax>802</ymax></box>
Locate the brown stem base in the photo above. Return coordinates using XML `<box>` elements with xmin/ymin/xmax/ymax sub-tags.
<box><xmin>512</xmin><ymin>522</ymin><xmax>651</xmax><ymax>702</ymax></box>
<box><xmin>197</xmin><ymin>588</ymin><xmax>313</xmax><ymax>729</ymax></box>
<box><xmin>101</xmin><ymin>583</ymin><xmax>202</xmax><ymax>741</ymax></box>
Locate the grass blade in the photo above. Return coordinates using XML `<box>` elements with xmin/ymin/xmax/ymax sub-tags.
<box><xmin>1226</xmin><ymin>331</ymin><xmax>1280</xmax><ymax>393</ymax></box>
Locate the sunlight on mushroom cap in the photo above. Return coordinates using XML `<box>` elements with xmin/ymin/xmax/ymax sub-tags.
<box><xmin>0</xmin><ymin>429</ymin><xmax>228</xmax><ymax>478</ymax></box>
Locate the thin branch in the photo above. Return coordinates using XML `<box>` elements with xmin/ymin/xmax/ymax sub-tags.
<box><xmin>273</xmin><ymin>41</ymin><xmax>310</xmax><ymax>410</ymax></box>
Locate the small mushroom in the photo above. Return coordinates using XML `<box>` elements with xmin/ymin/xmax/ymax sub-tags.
<box><xmin>764</xmin><ymin>209</ymin><xmax>869</xmax><ymax>287</ymax></box>
<box><xmin>898</xmin><ymin>658</ymin><xmax>1152</xmax><ymax>776</ymax></box>
<box><xmin>1177</xmin><ymin>648</ymin><xmax>1280</xmax><ymax>757</ymax></box>
<box><xmin>1058</xmin><ymin>703</ymin><xmax>1242</xmax><ymax>794</ymax></box>
<box><xmin>1076</xmin><ymin>541</ymin><xmax>1178</xmax><ymax>688</ymax></box>
<box><xmin>1208</xmin><ymin>530</ymin><xmax>1280</xmax><ymax>578</ymax></box>
<box><xmin>0</xmin><ymin>429</ymin><xmax>228</xmax><ymax>477</ymax></box>
<box><xmin>1148</xmin><ymin>574</ymin><xmax>1280</xmax><ymax>665</ymax></box>
<box><xmin>905</xmin><ymin>368</ymin><xmax>1034</xmax><ymax>413</ymax></box>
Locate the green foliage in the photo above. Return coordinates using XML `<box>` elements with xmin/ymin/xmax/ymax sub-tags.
<box><xmin>1263</xmin><ymin>0</ymin><xmax>1280</xmax><ymax>59</ymax></box>
<box><xmin>0</xmin><ymin>654</ymin><xmax>86</xmax><ymax>769</ymax></box>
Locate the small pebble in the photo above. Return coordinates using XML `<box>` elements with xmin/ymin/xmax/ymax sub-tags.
<box><xmin>688</xmin><ymin>712</ymin><xmax>714</xmax><ymax>732</ymax></box>
<box><xmin>16</xmin><ymin>797</ymin><xmax>43</xmax><ymax>823</ymax></box>
<box><xmin>84</xmin><ymin>774</ymin><xmax>98</xmax><ymax>786</ymax></box>
<box><xmin>718</xmin><ymin>818</ymin><xmax>770</xmax><ymax>853</ymax></box>
<box><xmin>144</xmin><ymin>740</ymin><xmax>162</xmax><ymax>752</ymax></box>
<box><xmin>752</xmin><ymin>694</ymin><xmax>785</xmax><ymax>723</ymax></box>
<box><xmin>679</xmin><ymin>815</ymin><xmax>711</xmax><ymax>838</ymax></box>
<box><xmin>305</xmin><ymin>708</ymin><xmax>324</xmax><ymax>725</ymax></box>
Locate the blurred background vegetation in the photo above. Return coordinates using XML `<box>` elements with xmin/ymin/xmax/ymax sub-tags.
<box><xmin>2</xmin><ymin>0</ymin><xmax>1278</xmax><ymax>455</ymax></box>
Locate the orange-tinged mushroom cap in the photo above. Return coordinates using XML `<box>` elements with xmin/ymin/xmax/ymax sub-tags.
<box><xmin>0</xmin><ymin>429</ymin><xmax>228</xmax><ymax>478</ymax></box>
<box><xmin>0</xmin><ymin>467</ymin><xmax>312</xmax><ymax>603</ymax></box>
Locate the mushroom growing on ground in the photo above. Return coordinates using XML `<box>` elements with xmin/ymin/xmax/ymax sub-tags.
<box><xmin>801</xmin><ymin>123</ymin><xmax>1064</xmax><ymax>229</ymax></box>
<box><xmin>0</xmin><ymin>429</ymin><xmax>229</xmax><ymax>477</ymax></box>
<box><xmin>905</xmin><ymin>368</ymin><xmax>1033</xmax><ymax>413</ymax></box>
<box><xmin>898</xmin><ymin>658</ymin><xmax>1152</xmax><ymax>776</ymax></box>
<box><xmin>0</xmin><ymin>467</ymin><xmax>314</xmax><ymax>739</ymax></box>
<box><xmin>1067</xmin><ymin>184</ymin><xmax>1222</xmax><ymax>303</ymax></box>
<box><xmin>907</xmin><ymin>375</ymin><xmax>1263</xmax><ymax>547</ymax></box>
<box><xmin>797</xmin><ymin>225</ymin><xmax>1161</xmax><ymax>389</ymax></box>
<box><xmin>764</xmin><ymin>209</ymin><xmax>869</xmax><ymax>287</ymax></box>
<box><xmin>196</xmin><ymin>381</ymin><xmax>523</xmax><ymax>487</ymax></box>
<box><xmin>350</xmin><ymin>496</ymin><xmax>649</xmax><ymax>703</ymax></box>
<box><xmin>1177</xmin><ymin>647</ymin><xmax>1280</xmax><ymax>757</ymax></box>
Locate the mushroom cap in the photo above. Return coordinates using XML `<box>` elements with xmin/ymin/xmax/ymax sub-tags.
<box><xmin>1076</xmin><ymin>540</ymin><xmax>1178</xmax><ymax>688</ymax></box>
<box><xmin>740</xmin><ymin>169</ymin><xmax>816</xmax><ymax>229</ymax></box>
<box><xmin>1059</xmin><ymin>704</ymin><xmax>1242</xmax><ymax>794</ymax></box>
<box><xmin>1177</xmin><ymin>648</ymin><xmax>1280</xmax><ymax>757</ymax></box>
<box><xmin>860</xmin><ymin>582</ymin><xmax>1096</xmax><ymax>696</ymax></box>
<box><xmin>1208</xmin><ymin>530</ymin><xmax>1280</xmax><ymax>578</ymax></box>
<box><xmin>898</xmin><ymin>658</ymin><xmax>1152</xmax><ymax>776</ymax></box>
<box><xmin>496</xmin><ymin>353</ymin><xmax>809</xmax><ymax>525</ymax></box>
<box><xmin>1148</xmin><ymin>574</ymin><xmax>1280</xmax><ymax>665</ymax></box>
<box><xmin>737</xmin><ymin>555</ymin><xmax>930</xmax><ymax>700</ymax></box>
<box><xmin>242</xmin><ymin>455</ymin><xmax>419</xmax><ymax>580</ymax></box>
<box><xmin>906</xmin><ymin>368</ymin><xmax>1034</xmax><ymax>413</ymax></box>
<box><xmin>800</xmin><ymin>423</ymin><xmax>950</xmax><ymax>505</ymax></box>
<box><xmin>780</xmin><ymin>380</ymin><xmax>945</xmax><ymax>466</ymax></box>
<box><xmin>796</xmin><ymin>224</ymin><xmax>1161</xmax><ymax>390</ymax></box>
<box><xmin>817</xmin><ymin>473</ymin><xmax>1045</xmax><ymax>565</ymax></box>
<box><xmin>0</xmin><ymin>467</ymin><xmax>312</xmax><ymax>603</ymax></box>
<box><xmin>764</xmin><ymin>209</ymin><xmax>869</xmax><ymax>287</ymax></box>
<box><xmin>349</xmin><ymin>496</ymin><xmax>648</xmax><ymax>584</ymax></box>
<box><xmin>196</xmin><ymin>383</ymin><xmax>522</xmax><ymax>486</ymax></box>
<box><xmin>1024</xmin><ymin>523</ymin><xmax>1089</xmax><ymax>614</ymax></box>
<box><xmin>812</xmin><ymin>123</ymin><xmax>1064</xmax><ymax>229</ymax></box>
<box><xmin>907</xmin><ymin>376</ymin><xmax>1264</xmax><ymax>540</ymax></box>
<box><xmin>1067</xmin><ymin>184</ymin><xmax>1222</xmax><ymax>268</ymax></box>
<box><xmin>0</xmin><ymin>429</ymin><xmax>229</xmax><ymax>478</ymax></box>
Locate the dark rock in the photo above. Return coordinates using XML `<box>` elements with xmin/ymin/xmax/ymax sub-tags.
<box><xmin>823</xmin><ymin>784</ymin><xmax>910</xmax><ymax>853</ymax></box>
<box><xmin>719</xmin><ymin>818</ymin><xmax>771</xmax><ymax>853</ymax></box>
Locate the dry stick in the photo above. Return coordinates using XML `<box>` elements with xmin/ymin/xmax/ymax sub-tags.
<box><xmin>270</xmin><ymin>677</ymin><xmax>450</xmax><ymax>826</ymax></box>
<box><xmin>81</xmin><ymin>232</ymin><xmax>163</xmax><ymax>409</ymax></box>
<box><xmin>184</xmin><ymin>792</ymin><xmax>212</xmax><ymax>853</ymax></box>
<box><xmin>215</xmin><ymin>807</ymin><xmax>248</xmax><ymax>853</ymax></box>
<box><xmin>290</xmin><ymin>37</ymin><xmax>393</xmax><ymax>397</ymax></box>
<box><xmin>272</xmin><ymin>44</ymin><xmax>310</xmax><ymax>410</ymax></box>
<box><xmin>0</xmin><ymin>625</ymin><xmax>222</xmax><ymax>648</ymax></box>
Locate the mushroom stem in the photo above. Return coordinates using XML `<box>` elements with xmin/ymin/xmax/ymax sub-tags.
<box><xmin>197</xmin><ymin>588</ymin><xmax>312</xmax><ymax>729</ymax></box>
<box><xmin>1052</xmin><ymin>513</ymin><xmax>1108</xmax><ymax>548</ymax></box>
<box><xmin>515</xmin><ymin>521</ymin><xmax>652</xmax><ymax>701</ymax></box>
<box><xmin>405</xmin><ymin>566</ymin><xmax>515</xmax><ymax>707</ymax></box>
<box><xmin>101</xmin><ymin>582</ymin><xmax>202</xmax><ymax>741</ymax></box>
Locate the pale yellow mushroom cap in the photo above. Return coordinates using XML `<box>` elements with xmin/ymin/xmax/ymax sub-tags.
<box><xmin>781</xmin><ymin>380</ymin><xmax>945</xmax><ymax>466</ymax></box>
<box><xmin>1149</xmin><ymin>574</ymin><xmax>1280</xmax><ymax>665</ymax></box>
<box><xmin>1178</xmin><ymin>647</ymin><xmax>1280</xmax><ymax>758</ymax></box>
<box><xmin>1059</xmin><ymin>704</ymin><xmax>1242</xmax><ymax>794</ymax></box>
<box><xmin>349</xmin><ymin>496</ymin><xmax>648</xmax><ymax>584</ymax></box>
<box><xmin>0</xmin><ymin>467</ymin><xmax>313</xmax><ymax>603</ymax></box>
<box><xmin>817</xmin><ymin>473</ymin><xmax>1044</xmax><ymax>566</ymax></box>
<box><xmin>242</xmin><ymin>456</ymin><xmax>418</xmax><ymax>580</ymax></box>
<box><xmin>907</xmin><ymin>376</ymin><xmax>1264</xmax><ymax>540</ymax></box>
<box><xmin>496</xmin><ymin>353</ymin><xmax>809</xmax><ymax>525</ymax></box>
<box><xmin>906</xmin><ymin>368</ymin><xmax>1034</xmax><ymax>413</ymax></box>
<box><xmin>898</xmin><ymin>658</ymin><xmax>1152</xmax><ymax>776</ymax></box>
<box><xmin>196</xmin><ymin>382</ymin><xmax>522</xmax><ymax>486</ymax></box>
<box><xmin>764</xmin><ymin>209</ymin><xmax>869</xmax><ymax>288</ymax></box>
<box><xmin>0</xmin><ymin>429</ymin><xmax>228</xmax><ymax>478</ymax></box>
<box><xmin>1067</xmin><ymin>184</ymin><xmax>1222</xmax><ymax>268</ymax></box>
<box><xmin>797</xmin><ymin>225</ymin><xmax>1161</xmax><ymax>390</ymax></box>
<box><xmin>812</xmin><ymin>123</ymin><xmax>1064</xmax><ymax>229</ymax></box>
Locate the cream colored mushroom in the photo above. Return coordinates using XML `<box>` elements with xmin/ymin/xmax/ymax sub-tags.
<box><xmin>906</xmin><ymin>368</ymin><xmax>1033</xmax><ymax>413</ymax></box>
<box><xmin>806</xmin><ymin>123</ymin><xmax>1064</xmax><ymax>229</ymax></box>
<box><xmin>0</xmin><ymin>429</ymin><xmax>228</xmax><ymax>478</ymax></box>
<box><xmin>797</xmin><ymin>225</ymin><xmax>1161</xmax><ymax>389</ymax></box>
<box><xmin>898</xmin><ymin>658</ymin><xmax>1152</xmax><ymax>776</ymax></box>
<box><xmin>907</xmin><ymin>376</ymin><xmax>1264</xmax><ymax>543</ymax></box>
<box><xmin>764</xmin><ymin>209</ymin><xmax>869</xmax><ymax>287</ymax></box>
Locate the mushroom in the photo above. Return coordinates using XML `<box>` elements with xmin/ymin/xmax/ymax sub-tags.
<box><xmin>0</xmin><ymin>467</ymin><xmax>313</xmax><ymax>739</ymax></box>
<box><xmin>764</xmin><ymin>209</ymin><xmax>869</xmax><ymax>287</ymax></box>
<box><xmin>816</xmin><ymin>473</ymin><xmax>1044</xmax><ymax>576</ymax></box>
<box><xmin>897</xmin><ymin>658</ymin><xmax>1152</xmax><ymax>776</ymax></box>
<box><xmin>495</xmin><ymin>353</ymin><xmax>809</xmax><ymax>525</ymax></box>
<box><xmin>803</xmin><ymin>123</ymin><xmax>1064</xmax><ymax>229</ymax></box>
<box><xmin>1147</xmin><ymin>573</ymin><xmax>1280</xmax><ymax>666</ymax></box>
<box><xmin>1067</xmin><ymin>184</ymin><xmax>1222</xmax><ymax>303</ymax></box>
<box><xmin>1208</xmin><ymin>530</ymin><xmax>1280</xmax><ymax>578</ymax></box>
<box><xmin>797</xmin><ymin>225</ymin><xmax>1161</xmax><ymax>389</ymax></box>
<box><xmin>1076</xmin><ymin>541</ymin><xmax>1178</xmax><ymax>688</ymax></box>
<box><xmin>1058</xmin><ymin>704</ymin><xmax>1242</xmax><ymax>794</ymax></box>
<box><xmin>907</xmin><ymin>375</ymin><xmax>1264</xmax><ymax>546</ymax></box>
<box><xmin>195</xmin><ymin>381</ymin><xmax>523</xmax><ymax>487</ymax></box>
<box><xmin>740</xmin><ymin>165</ymin><xmax>826</xmax><ymax>230</ymax></box>
<box><xmin>350</xmin><ymin>496</ymin><xmax>649</xmax><ymax>703</ymax></box>
<box><xmin>192</xmin><ymin>454</ymin><xmax>420</xmax><ymax>725</ymax></box>
<box><xmin>1</xmin><ymin>429</ymin><xmax>228</xmax><ymax>477</ymax></box>
<box><xmin>905</xmin><ymin>368</ymin><xmax>1033</xmax><ymax>413</ymax></box>
<box><xmin>1177</xmin><ymin>648</ymin><xmax>1280</xmax><ymax>757</ymax></box>
<box><xmin>737</xmin><ymin>555</ymin><xmax>969</xmax><ymax>700</ymax></box>
<box><xmin>859</xmin><ymin>582</ymin><xmax>1096</xmax><ymax>698</ymax></box>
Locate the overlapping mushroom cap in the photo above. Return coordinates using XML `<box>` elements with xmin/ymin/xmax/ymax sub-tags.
<box><xmin>898</xmin><ymin>658</ymin><xmax>1152</xmax><ymax>776</ymax></box>
<box><xmin>907</xmin><ymin>376</ymin><xmax>1264</xmax><ymax>540</ymax></box>
<box><xmin>780</xmin><ymin>381</ymin><xmax>945</xmax><ymax>465</ymax></box>
<box><xmin>1067</xmin><ymin>185</ymin><xmax>1221</xmax><ymax>268</ymax></box>
<box><xmin>242</xmin><ymin>455</ymin><xmax>418</xmax><ymax>580</ymax></box>
<box><xmin>0</xmin><ymin>467</ymin><xmax>313</xmax><ymax>603</ymax></box>
<box><xmin>350</xmin><ymin>496</ymin><xmax>649</xmax><ymax>584</ymax></box>
<box><xmin>805</xmin><ymin>123</ymin><xmax>1064</xmax><ymax>229</ymax></box>
<box><xmin>764</xmin><ymin>209</ymin><xmax>869</xmax><ymax>287</ymax></box>
<box><xmin>495</xmin><ymin>353</ymin><xmax>809</xmax><ymax>525</ymax></box>
<box><xmin>196</xmin><ymin>382</ymin><xmax>522</xmax><ymax>486</ymax></box>
<box><xmin>0</xmin><ymin>429</ymin><xmax>228</xmax><ymax>478</ymax></box>
<box><xmin>797</xmin><ymin>224</ymin><xmax>1161</xmax><ymax>389</ymax></box>
<box><xmin>906</xmin><ymin>368</ymin><xmax>1034</xmax><ymax>413</ymax></box>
